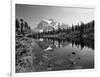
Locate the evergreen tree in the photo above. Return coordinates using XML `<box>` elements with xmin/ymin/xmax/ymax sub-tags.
<box><xmin>16</xmin><ymin>19</ymin><xmax>20</xmax><ymax>32</ymax></box>
<box><xmin>20</xmin><ymin>19</ymin><xmax>24</xmax><ymax>33</ymax></box>
<box><xmin>25</xmin><ymin>21</ymin><xmax>28</xmax><ymax>31</ymax></box>
<box><xmin>71</xmin><ymin>25</ymin><xmax>74</xmax><ymax>31</ymax></box>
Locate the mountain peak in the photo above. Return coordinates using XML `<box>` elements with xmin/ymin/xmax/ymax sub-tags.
<box><xmin>34</xmin><ymin>18</ymin><xmax>69</xmax><ymax>32</ymax></box>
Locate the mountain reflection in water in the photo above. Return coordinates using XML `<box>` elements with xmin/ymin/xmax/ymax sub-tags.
<box><xmin>36</xmin><ymin>37</ymin><xmax>94</xmax><ymax>50</ymax></box>
<box><xmin>31</xmin><ymin>37</ymin><xmax>94</xmax><ymax>72</ymax></box>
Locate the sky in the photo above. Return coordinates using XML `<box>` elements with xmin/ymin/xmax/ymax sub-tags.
<box><xmin>16</xmin><ymin>4</ymin><xmax>94</xmax><ymax>29</ymax></box>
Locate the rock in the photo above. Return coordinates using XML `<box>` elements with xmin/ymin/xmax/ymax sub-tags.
<box><xmin>78</xmin><ymin>57</ymin><xmax>80</xmax><ymax>60</ymax></box>
<box><xmin>71</xmin><ymin>62</ymin><xmax>76</xmax><ymax>65</ymax></box>
<box><xmin>72</xmin><ymin>52</ymin><xmax>76</xmax><ymax>55</ymax></box>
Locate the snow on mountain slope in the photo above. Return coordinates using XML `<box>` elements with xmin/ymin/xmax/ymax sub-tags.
<box><xmin>33</xmin><ymin>19</ymin><xmax>69</xmax><ymax>32</ymax></box>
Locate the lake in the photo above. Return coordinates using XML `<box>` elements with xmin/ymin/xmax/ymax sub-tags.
<box><xmin>31</xmin><ymin>37</ymin><xmax>94</xmax><ymax>72</ymax></box>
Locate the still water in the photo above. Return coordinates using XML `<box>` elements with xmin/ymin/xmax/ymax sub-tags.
<box><xmin>32</xmin><ymin>37</ymin><xmax>94</xmax><ymax>72</ymax></box>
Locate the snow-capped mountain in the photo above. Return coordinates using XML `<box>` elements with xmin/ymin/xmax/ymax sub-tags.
<box><xmin>60</xmin><ymin>23</ymin><xmax>69</xmax><ymax>29</ymax></box>
<box><xmin>34</xmin><ymin>19</ymin><xmax>69</xmax><ymax>32</ymax></box>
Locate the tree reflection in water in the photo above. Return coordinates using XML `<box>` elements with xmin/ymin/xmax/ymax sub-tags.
<box><xmin>35</xmin><ymin>36</ymin><xmax>94</xmax><ymax>50</ymax></box>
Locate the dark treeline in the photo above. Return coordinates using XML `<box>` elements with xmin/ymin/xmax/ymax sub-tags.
<box><xmin>16</xmin><ymin>18</ymin><xmax>31</xmax><ymax>35</ymax></box>
<box><xmin>70</xmin><ymin>20</ymin><xmax>94</xmax><ymax>32</ymax></box>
